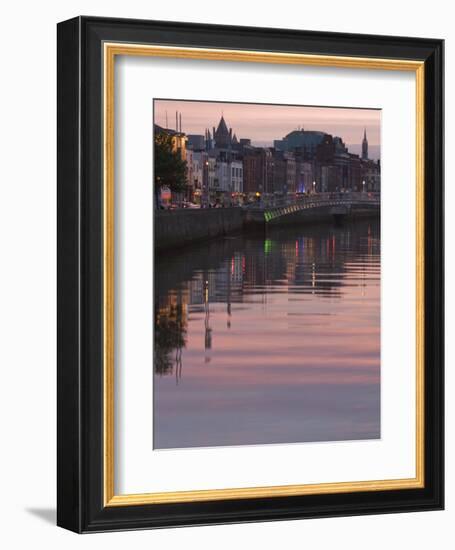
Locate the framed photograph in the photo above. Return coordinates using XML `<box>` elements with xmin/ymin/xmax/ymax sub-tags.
<box><xmin>57</xmin><ymin>16</ymin><xmax>444</xmax><ymax>533</ymax></box>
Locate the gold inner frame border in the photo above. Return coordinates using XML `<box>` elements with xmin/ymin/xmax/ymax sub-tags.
<box><xmin>103</xmin><ymin>42</ymin><xmax>425</xmax><ymax>506</ymax></box>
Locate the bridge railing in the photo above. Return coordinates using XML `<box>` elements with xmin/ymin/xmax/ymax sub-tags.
<box><xmin>246</xmin><ymin>192</ymin><xmax>380</xmax><ymax>210</ymax></box>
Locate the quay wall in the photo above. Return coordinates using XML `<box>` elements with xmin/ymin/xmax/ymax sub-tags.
<box><xmin>155</xmin><ymin>204</ymin><xmax>380</xmax><ymax>251</ymax></box>
<box><xmin>155</xmin><ymin>208</ymin><xmax>244</xmax><ymax>252</ymax></box>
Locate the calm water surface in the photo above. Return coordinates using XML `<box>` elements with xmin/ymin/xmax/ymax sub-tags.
<box><xmin>154</xmin><ymin>221</ymin><xmax>380</xmax><ymax>449</ymax></box>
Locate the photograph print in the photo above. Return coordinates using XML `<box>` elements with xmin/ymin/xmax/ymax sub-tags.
<box><xmin>153</xmin><ymin>99</ymin><xmax>381</xmax><ymax>450</ymax></box>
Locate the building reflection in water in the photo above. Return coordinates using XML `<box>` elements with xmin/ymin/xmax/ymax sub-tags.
<box><xmin>154</xmin><ymin>220</ymin><xmax>381</xmax><ymax>448</ymax></box>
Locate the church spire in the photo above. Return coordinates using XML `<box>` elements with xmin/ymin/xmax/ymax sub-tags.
<box><xmin>362</xmin><ymin>128</ymin><xmax>368</xmax><ymax>160</ymax></box>
<box><xmin>214</xmin><ymin>115</ymin><xmax>231</xmax><ymax>148</ymax></box>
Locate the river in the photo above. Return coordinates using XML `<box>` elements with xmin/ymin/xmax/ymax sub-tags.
<box><xmin>154</xmin><ymin>219</ymin><xmax>380</xmax><ymax>449</ymax></box>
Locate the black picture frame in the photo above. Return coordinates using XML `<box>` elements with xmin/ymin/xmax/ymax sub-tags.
<box><xmin>57</xmin><ymin>16</ymin><xmax>444</xmax><ymax>533</ymax></box>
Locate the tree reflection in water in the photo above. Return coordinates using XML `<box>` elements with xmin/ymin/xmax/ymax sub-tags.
<box><xmin>154</xmin><ymin>301</ymin><xmax>186</xmax><ymax>381</ymax></box>
<box><xmin>154</xmin><ymin>221</ymin><xmax>380</xmax><ymax>381</ymax></box>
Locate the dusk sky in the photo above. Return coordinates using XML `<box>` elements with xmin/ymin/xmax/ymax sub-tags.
<box><xmin>154</xmin><ymin>99</ymin><xmax>381</xmax><ymax>158</ymax></box>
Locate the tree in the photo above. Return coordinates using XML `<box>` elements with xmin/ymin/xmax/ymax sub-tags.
<box><xmin>154</xmin><ymin>131</ymin><xmax>187</xmax><ymax>194</ymax></box>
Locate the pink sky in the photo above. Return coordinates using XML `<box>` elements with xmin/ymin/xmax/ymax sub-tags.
<box><xmin>154</xmin><ymin>99</ymin><xmax>381</xmax><ymax>154</ymax></box>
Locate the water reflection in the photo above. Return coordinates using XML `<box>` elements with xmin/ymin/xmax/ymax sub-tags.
<box><xmin>154</xmin><ymin>220</ymin><xmax>380</xmax><ymax>449</ymax></box>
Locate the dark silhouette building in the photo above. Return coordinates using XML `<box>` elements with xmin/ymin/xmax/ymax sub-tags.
<box><xmin>213</xmin><ymin>115</ymin><xmax>233</xmax><ymax>149</ymax></box>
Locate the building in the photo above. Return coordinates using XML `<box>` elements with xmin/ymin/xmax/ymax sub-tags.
<box><xmin>270</xmin><ymin>150</ymin><xmax>297</xmax><ymax>195</ymax></box>
<box><xmin>243</xmin><ymin>148</ymin><xmax>263</xmax><ymax>195</ymax></box>
<box><xmin>189</xmin><ymin>151</ymin><xmax>205</xmax><ymax>189</ymax></box>
<box><xmin>215</xmin><ymin>160</ymin><xmax>230</xmax><ymax>194</ymax></box>
<box><xmin>296</xmin><ymin>160</ymin><xmax>314</xmax><ymax>193</ymax></box>
<box><xmin>272</xmin><ymin>128</ymin><xmax>378</xmax><ymax>194</ymax></box>
<box><xmin>186</xmin><ymin>150</ymin><xmax>210</xmax><ymax>204</ymax></box>
<box><xmin>242</xmin><ymin>147</ymin><xmax>274</xmax><ymax>199</ymax></box>
<box><xmin>230</xmin><ymin>160</ymin><xmax>243</xmax><ymax>198</ymax></box>
<box><xmin>361</xmin><ymin>158</ymin><xmax>381</xmax><ymax>192</ymax></box>
<box><xmin>207</xmin><ymin>157</ymin><xmax>217</xmax><ymax>199</ymax></box>
<box><xmin>212</xmin><ymin>115</ymin><xmax>233</xmax><ymax>149</ymax></box>
<box><xmin>187</xmin><ymin>134</ymin><xmax>206</xmax><ymax>151</ymax></box>
<box><xmin>348</xmin><ymin>154</ymin><xmax>361</xmax><ymax>191</ymax></box>
<box><xmin>211</xmin><ymin>159</ymin><xmax>243</xmax><ymax>204</ymax></box>
<box><xmin>274</xmin><ymin>129</ymin><xmax>326</xmax><ymax>159</ymax></box>
<box><xmin>284</xmin><ymin>152</ymin><xmax>297</xmax><ymax>194</ymax></box>
<box><xmin>185</xmin><ymin>149</ymin><xmax>195</xmax><ymax>200</ymax></box>
<box><xmin>196</xmin><ymin>116</ymin><xmax>245</xmax><ymax>204</ymax></box>
<box><xmin>205</xmin><ymin>128</ymin><xmax>214</xmax><ymax>150</ymax></box>
<box><xmin>320</xmin><ymin>165</ymin><xmax>343</xmax><ymax>192</ymax></box>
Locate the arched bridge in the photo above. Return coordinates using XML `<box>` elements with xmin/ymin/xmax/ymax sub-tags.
<box><xmin>243</xmin><ymin>192</ymin><xmax>380</xmax><ymax>225</ymax></box>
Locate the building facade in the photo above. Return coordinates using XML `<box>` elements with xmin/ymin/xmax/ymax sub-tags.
<box><xmin>158</xmin><ymin>116</ymin><xmax>380</xmax><ymax>206</ymax></box>
<box><xmin>230</xmin><ymin>160</ymin><xmax>243</xmax><ymax>195</ymax></box>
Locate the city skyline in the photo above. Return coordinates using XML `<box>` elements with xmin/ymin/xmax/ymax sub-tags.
<box><xmin>153</xmin><ymin>99</ymin><xmax>381</xmax><ymax>450</ymax></box>
<box><xmin>154</xmin><ymin>99</ymin><xmax>381</xmax><ymax>159</ymax></box>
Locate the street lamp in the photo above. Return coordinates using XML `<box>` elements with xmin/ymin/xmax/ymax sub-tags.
<box><xmin>362</xmin><ymin>180</ymin><xmax>366</xmax><ymax>193</ymax></box>
<box><xmin>202</xmin><ymin>159</ymin><xmax>209</xmax><ymax>206</ymax></box>
<box><xmin>312</xmin><ymin>181</ymin><xmax>316</xmax><ymax>194</ymax></box>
